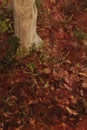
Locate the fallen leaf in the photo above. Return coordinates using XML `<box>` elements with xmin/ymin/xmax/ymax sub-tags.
<box><xmin>66</xmin><ymin>107</ymin><xmax>78</xmax><ymax>115</ymax></box>
<box><xmin>78</xmin><ymin>72</ymin><xmax>87</xmax><ymax>78</ymax></box>
<box><xmin>82</xmin><ymin>82</ymin><xmax>87</xmax><ymax>88</ymax></box>
<box><xmin>43</xmin><ymin>68</ymin><xmax>51</xmax><ymax>74</ymax></box>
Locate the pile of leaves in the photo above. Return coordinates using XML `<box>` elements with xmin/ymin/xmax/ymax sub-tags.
<box><xmin>0</xmin><ymin>0</ymin><xmax>87</xmax><ymax>130</ymax></box>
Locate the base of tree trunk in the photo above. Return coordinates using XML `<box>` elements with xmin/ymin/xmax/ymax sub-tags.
<box><xmin>12</xmin><ymin>0</ymin><xmax>43</xmax><ymax>57</ymax></box>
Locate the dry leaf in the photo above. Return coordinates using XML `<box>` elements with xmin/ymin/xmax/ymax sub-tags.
<box><xmin>50</xmin><ymin>0</ymin><xmax>55</xmax><ymax>3</ymax></box>
<box><xmin>43</xmin><ymin>68</ymin><xmax>51</xmax><ymax>74</ymax></box>
<box><xmin>82</xmin><ymin>82</ymin><xmax>87</xmax><ymax>88</ymax></box>
<box><xmin>66</xmin><ymin>107</ymin><xmax>78</xmax><ymax>115</ymax></box>
<box><xmin>78</xmin><ymin>72</ymin><xmax>87</xmax><ymax>78</ymax></box>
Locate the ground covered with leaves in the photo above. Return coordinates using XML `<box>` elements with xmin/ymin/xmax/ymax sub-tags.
<box><xmin>0</xmin><ymin>0</ymin><xmax>87</xmax><ymax>130</ymax></box>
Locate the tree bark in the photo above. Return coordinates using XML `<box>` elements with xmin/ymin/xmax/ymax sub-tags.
<box><xmin>12</xmin><ymin>0</ymin><xmax>43</xmax><ymax>53</ymax></box>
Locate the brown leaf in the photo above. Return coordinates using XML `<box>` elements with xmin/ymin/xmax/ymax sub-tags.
<box><xmin>43</xmin><ymin>68</ymin><xmax>51</xmax><ymax>74</ymax></box>
<box><xmin>78</xmin><ymin>72</ymin><xmax>87</xmax><ymax>78</ymax></box>
<box><xmin>50</xmin><ymin>0</ymin><xmax>55</xmax><ymax>4</ymax></box>
<box><xmin>66</xmin><ymin>107</ymin><xmax>78</xmax><ymax>115</ymax></box>
<box><xmin>82</xmin><ymin>82</ymin><xmax>87</xmax><ymax>88</ymax></box>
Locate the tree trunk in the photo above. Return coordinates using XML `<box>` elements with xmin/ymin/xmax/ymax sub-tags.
<box><xmin>12</xmin><ymin>0</ymin><xmax>43</xmax><ymax>53</ymax></box>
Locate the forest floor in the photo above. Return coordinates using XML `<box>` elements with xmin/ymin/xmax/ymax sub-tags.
<box><xmin>0</xmin><ymin>0</ymin><xmax>87</xmax><ymax>130</ymax></box>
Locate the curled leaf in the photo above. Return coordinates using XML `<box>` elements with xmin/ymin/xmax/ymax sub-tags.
<box><xmin>78</xmin><ymin>72</ymin><xmax>87</xmax><ymax>78</ymax></box>
<box><xmin>66</xmin><ymin>107</ymin><xmax>78</xmax><ymax>115</ymax></box>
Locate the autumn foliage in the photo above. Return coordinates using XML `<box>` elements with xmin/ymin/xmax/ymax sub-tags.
<box><xmin>0</xmin><ymin>0</ymin><xmax>87</xmax><ymax>130</ymax></box>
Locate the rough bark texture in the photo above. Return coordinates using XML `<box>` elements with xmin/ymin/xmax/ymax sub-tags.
<box><xmin>12</xmin><ymin>0</ymin><xmax>42</xmax><ymax>52</ymax></box>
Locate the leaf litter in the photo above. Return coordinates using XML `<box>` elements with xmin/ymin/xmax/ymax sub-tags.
<box><xmin>0</xmin><ymin>0</ymin><xmax>87</xmax><ymax>130</ymax></box>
